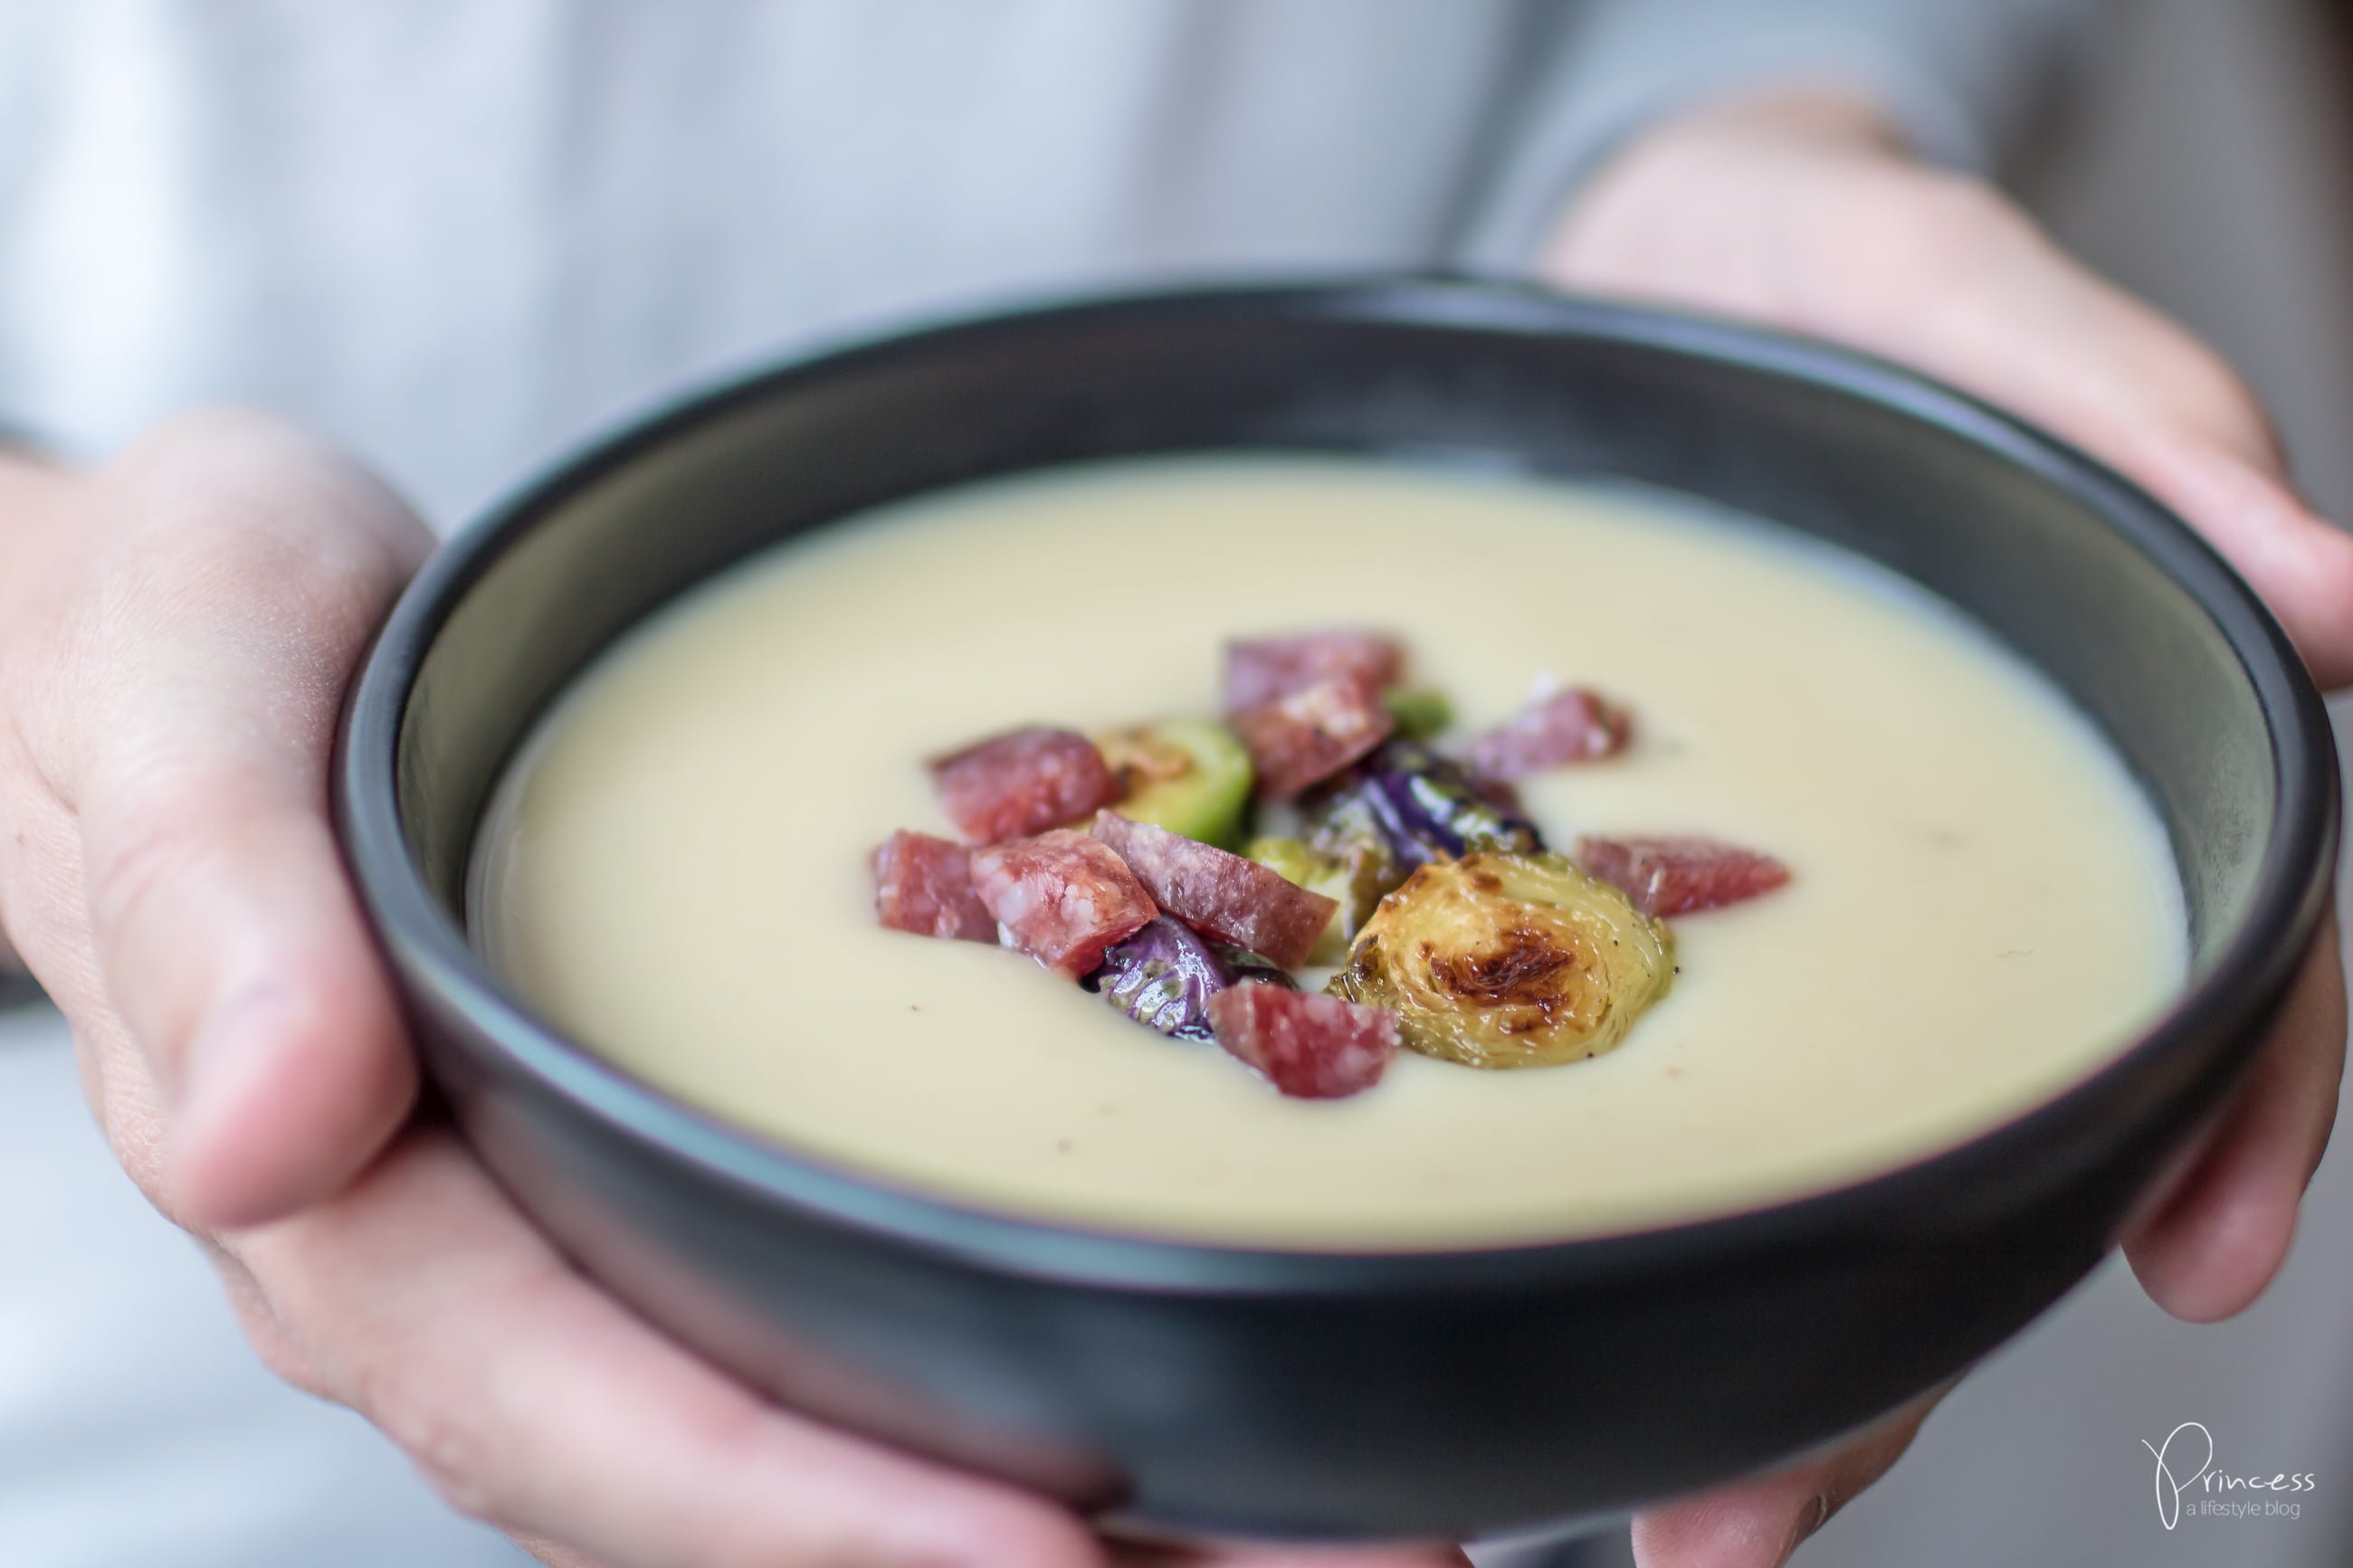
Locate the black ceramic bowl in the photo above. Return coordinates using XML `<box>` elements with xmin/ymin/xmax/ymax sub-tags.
<box><xmin>338</xmin><ymin>280</ymin><xmax>2337</xmax><ymax>1544</ymax></box>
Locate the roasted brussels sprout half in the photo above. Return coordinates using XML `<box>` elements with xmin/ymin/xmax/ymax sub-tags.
<box><xmin>1302</xmin><ymin>739</ymin><xmax>1541</xmax><ymax>894</ymax></box>
<box><xmin>1329</xmin><ymin>852</ymin><xmax>1672</xmax><ymax>1069</ymax></box>
<box><xmin>1242</xmin><ymin>834</ymin><xmax>1325</xmax><ymax>890</ymax></box>
<box><xmin>1241</xmin><ymin>836</ymin><xmax>1358</xmax><ymax>965</ymax></box>
<box><xmin>1086</xmin><ymin>916</ymin><xmax>1293</xmax><ymax>1041</ymax></box>
<box><xmin>1380</xmin><ymin>686</ymin><xmax>1454</xmax><ymax>741</ymax></box>
<box><xmin>1095</xmin><ymin>717</ymin><xmax>1255</xmax><ymax>847</ymax></box>
<box><xmin>1296</xmin><ymin>780</ymin><xmax>1400</xmax><ymax>901</ymax></box>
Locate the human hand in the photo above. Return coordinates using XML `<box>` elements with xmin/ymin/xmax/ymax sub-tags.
<box><xmin>1543</xmin><ymin>90</ymin><xmax>2349</xmax><ymax>1565</ymax></box>
<box><xmin>0</xmin><ymin>411</ymin><xmax>1467</xmax><ymax>1568</ymax></box>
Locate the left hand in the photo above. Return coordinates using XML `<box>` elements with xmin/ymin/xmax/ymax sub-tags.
<box><xmin>1542</xmin><ymin>89</ymin><xmax>2350</xmax><ymax>1566</ymax></box>
<box><xmin>0</xmin><ymin>417</ymin><xmax>1459</xmax><ymax>1568</ymax></box>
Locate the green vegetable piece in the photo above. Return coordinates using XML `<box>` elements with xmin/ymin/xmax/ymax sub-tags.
<box><xmin>1329</xmin><ymin>851</ymin><xmax>1673</xmax><ymax>1069</ymax></box>
<box><xmin>1291</xmin><ymin>785</ymin><xmax>1412</xmax><ymax>940</ymax></box>
<box><xmin>1381</xmin><ymin>687</ymin><xmax>1454</xmax><ymax>740</ymax></box>
<box><xmin>1300</xmin><ymin>741</ymin><xmax>1539</xmax><ymax>894</ymax></box>
<box><xmin>1242</xmin><ymin>836</ymin><xmax>1356</xmax><ymax>965</ymax></box>
<box><xmin>1097</xmin><ymin>718</ymin><xmax>1254</xmax><ymax>848</ymax></box>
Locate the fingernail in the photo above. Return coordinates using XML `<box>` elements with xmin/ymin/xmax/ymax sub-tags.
<box><xmin>1782</xmin><ymin>1493</ymin><xmax>1833</xmax><ymax>1562</ymax></box>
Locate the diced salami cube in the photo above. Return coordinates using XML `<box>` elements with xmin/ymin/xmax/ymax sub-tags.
<box><xmin>930</xmin><ymin>727</ymin><xmax>1119</xmax><ymax>843</ymax></box>
<box><xmin>871</xmin><ymin>830</ymin><xmax>996</xmax><ymax>942</ymax></box>
<box><xmin>1224</xmin><ymin>631</ymin><xmax>1405</xmax><ymax>713</ymax></box>
<box><xmin>1206</xmin><ymin>983</ymin><xmax>1399</xmax><ymax>1099</ymax></box>
<box><xmin>969</xmin><ymin>829</ymin><xmax>1157</xmax><ymax>978</ymax></box>
<box><xmin>1573</xmin><ymin>834</ymin><xmax>1791</xmax><ymax>917</ymax></box>
<box><xmin>1468</xmin><ymin>688</ymin><xmax>1633</xmax><ymax>780</ymax></box>
<box><xmin>1229</xmin><ymin>676</ymin><xmax>1396</xmax><ymax>800</ymax></box>
<box><xmin>1091</xmin><ymin>812</ymin><xmax>1339</xmax><ymax>970</ymax></box>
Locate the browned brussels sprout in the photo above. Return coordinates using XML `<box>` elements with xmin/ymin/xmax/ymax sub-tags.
<box><xmin>1095</xmin><ymin>718</ymin><xmax>1255</xmax><ymax>847</ymax></box>
<box><xmin>1300</xmin><ymin>739</ymin><xmax>1542</xmax><ymax>910</ymax></box>
<box><xmin>1329</xmin><ymin>852</ymin><xmax>1672</xmax><ymax>1069</ymax></box>
<box><xmin>1086</xmin><ymin>916</ymin><xmax>1293</xmax><ymax>1041</ymax></box>
<box><xmin>1242</xmin><ymin>836</ymin><xmax>1359</xmax><ymax>965</ymax></box>
<box><xmin>1295</xmin><ymin>784</ymin><xmax>1405</xmax><ymax>916</ymax></box>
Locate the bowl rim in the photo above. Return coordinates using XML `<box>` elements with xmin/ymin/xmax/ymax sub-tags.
<box><xmin>338</xmin><ymin>277</ymin><xmax>2339</xmax><ymax>1297</ymax></box>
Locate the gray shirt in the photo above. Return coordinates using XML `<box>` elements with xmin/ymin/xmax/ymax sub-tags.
<box><xmin>0</xmin><ymin>4</ymin><xmax>2090</xmax><ymax>1564</ymax></box>
<box><xmin>0</xmin><ymin>0</ymin><xmax>2086</xmax><ymax>524</ymax></box>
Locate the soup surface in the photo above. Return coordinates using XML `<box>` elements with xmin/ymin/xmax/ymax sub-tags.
<box><xmin>474</xmin><ymin>456</ymin><xmax>2186</xmax><ymax>1247</ymax></box>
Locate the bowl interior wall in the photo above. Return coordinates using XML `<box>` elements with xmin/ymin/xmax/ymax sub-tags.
<box><xmin>399</xmin><ymin>302</ymin><xmax>2269</xmax><ymax>965</ymax></box>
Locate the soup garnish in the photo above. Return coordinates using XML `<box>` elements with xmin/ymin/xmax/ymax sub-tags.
<box><xmin>871</xmin><ymin>628</ymin><xmax>1787</xmax><ymax>1100</ymax></box>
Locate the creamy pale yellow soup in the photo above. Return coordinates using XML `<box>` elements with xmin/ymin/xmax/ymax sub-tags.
<box><xmin>473</xmin><ymin>456</ymin><xmax>2186</xmax><ymax>1248</ymax></box>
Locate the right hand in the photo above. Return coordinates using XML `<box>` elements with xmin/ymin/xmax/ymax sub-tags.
<box><xmin>1545</xmin><ymin>89</ymin><xmax>2350</xmax><ymax>1568</ymax></box>
<box><xmin>0</xmin><ymin>410</ymin><xmax>1463</xmax><ymax>1568</ymax></box>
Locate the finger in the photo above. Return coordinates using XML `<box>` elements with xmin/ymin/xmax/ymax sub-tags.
<box><xmin>510</xmin><ymin>1533</ymin><xmax>1473</xmax><ymax>1568</ymax></box>
<box><xmin>509</xmin><ymin>1534</ymin><xmax>613</xmax><ymax>1568</ymax></box>
<box><xmin>195</xmin><ymin>1233</ymin><xmax>331</xmax><ymax>1400</ymax></box>
<box><xmin>1555</xmin><ymin>159</ymin><xmax>2353</xmax><ymax>688</ymax></box>
<box><xmin>25</xmin><ymin>412</ymin><xmax>431</xmax><ymax>1231</ymax></box>
<box><xmin>1814</xmin><ymin>201</ymin><xmax>2353</xmax><ymax>688</ymax></box>
<box><xmin>1112</xmin><ymin>1544</ymin><xmax>1469</xmax><ymax>1567</ymax></box>
<box><xmin>1630</xmin><ymin>1389</ymin><xmax>1945</xmax><ymax>1568</ymax></box>
<box><xmin>2126</xmin><ymin>920</ymin><xmax>2346</xmax><ymax>1320</ymax></box>
<box><xmin>2105</xmin><ymin>438</ymin><xmax>2353</xmax><ymax>689</ymax></box>
<box><xmin>233</xmin><ymin>1128</ymin><xmax>1108</xmax><ymax>1568</ymax></box>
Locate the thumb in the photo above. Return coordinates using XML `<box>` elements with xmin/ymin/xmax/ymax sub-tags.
<box><xmin>1631</xmin><ymin>1384</ymin><xmax>1948</xmax><ymax>1568</ymax></box>
<box><xmin>1111</xmin><ymin>1548</ymin><xmax>1469</xmax><ymax>1567</ymax></box>
<box><xmin>41</xmin><ymin>412</ymin><xmax>431</xmax><ymax>1231</ymax></box>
